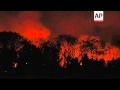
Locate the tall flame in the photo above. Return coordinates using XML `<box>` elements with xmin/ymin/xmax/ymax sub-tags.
<box><xmin>58</xmin><ymin>35</ymin><xmax>120</xmax><ymax>67</ymax></box>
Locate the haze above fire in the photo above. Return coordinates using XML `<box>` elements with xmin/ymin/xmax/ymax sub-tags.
<box><xmin>0</xmin><ymin>11</ymin><xmax>120</xmax><ymax>46</ymax></box>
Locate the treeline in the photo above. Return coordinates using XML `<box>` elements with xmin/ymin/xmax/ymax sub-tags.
<box><xmin>0</xmin><ymin>31</ymin><xmax>120</xmax><ymax>79</ymax></box>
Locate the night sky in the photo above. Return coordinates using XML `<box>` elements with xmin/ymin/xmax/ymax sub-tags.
<box><xmin>0</xmin><ymin>11</ymin><xmax>120</xmax><ymax>45</ymax></box>
<box><xmin>0</xmin><ymin>11</ymin><xmax>120</xmax><ymax>78</ymax></box>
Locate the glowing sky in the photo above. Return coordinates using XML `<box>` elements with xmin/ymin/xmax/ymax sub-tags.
<box><xmin>0</xmin><ymin>11</ymin><xmax>120</xmax><ymax>47</ymax></box>
<box><xmin>0</xmin><ymin>11</ymin><xmax>120</xmax><ymax>67</ymax></box>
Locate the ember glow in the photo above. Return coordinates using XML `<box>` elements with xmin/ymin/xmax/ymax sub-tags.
<box><xmin>0</xmin><ymin>11</ymin><xmax>120</xmax><ymax>68</ymax></box>
<box><xmin>14</xmin><ymin>20</ymin><xmax>51</xmax><ymax>47</ymax></box>
<box><xmin>0</xmin><ymin>11</ymin><xmax>120</xmax><ymax>78</ymax></box>
<box><xmin>13</xmin><ymin>62</ymin><xmax>18</xmax><ymax>69</ymax></box>
<box><xmin>0</xmin><ymin>11</ymin><xmax>51</xmax><ymax>47</ymax></box>
<box><xmin>58</xmin><ymin>35</ymin><xmax>120</xmax><ymax>67</ymax></box>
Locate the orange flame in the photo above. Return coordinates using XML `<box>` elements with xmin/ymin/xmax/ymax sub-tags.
<box><xmin>0</xmin><ymin>11</ymin><xmax>51</xmax><ymax>47</ymax></box>
<box><xmin>13</xmin><ymin>62</ymin><xmax>18</xmax><ymax>69</ymax></box>
<box><xmin>21</xmin><ymin>20</ymin><xmax>50</xmax><ymax>47</ymax></box>
<box><xmin>58</xmin><ymin>35</ymin><xmax>120</xmax><ymax>67</ymax></box>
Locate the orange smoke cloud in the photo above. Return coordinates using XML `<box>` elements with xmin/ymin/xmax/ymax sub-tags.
<box><xmin>1</xmin><ymin>11</ymin><xmax>120</xmax><ymax>68</ymax></box>
<box><xmin>0</xmin><ymin>11</ymin><xmax>51</xmax><ymax>47</ymax></box>
<box><xmin>41</xmin><ymin>11</ymin><xmax>120</xmax><ymax>45</ymax></box>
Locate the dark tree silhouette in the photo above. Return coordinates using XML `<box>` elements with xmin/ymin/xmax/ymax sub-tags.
<box><xmin>54</xmin><ymin>34</ymin><xmax>78</xmax><ymax>45</ymax></box>
<box><xmin>0</xmin><ymin>31</ymin><xmax>38</xmax><ymax>78</ymax></box>
<box><xmin>0</xmin><ymin>32</ymin><xmax>120</xmax><ymax>79</ymax></box>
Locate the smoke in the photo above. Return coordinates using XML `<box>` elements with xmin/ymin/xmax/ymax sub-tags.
<box><xmin>0</xmin><ymin>11</ymin><xmax>51</xmax><ymax>46</ymax></box>
<box><xmin>0</xmin><ymin>11</ymin><xmax>120</xmax><ymax>47</ymax></box>
<box><xmin>1</xmin><ymin>11</ymin><xmax>120</xmax><ymax>67</ymax></box>
<box><xmin>93</xmin><ymin>11</ymin><xmax>120</xmax><ymax>44</ymax></box>
<box><xmin>41</xmin><ymin>11</ymin><xmax>120</xmax><ymax>46</ymax></box>
<box><xmin>58</xmin><ymin>35</ymin><xmax>120</xmax><ymax>67</ymax></box>
<box><xmin>41</xmin><ymin>11</ymin><xmax>94</xmax><ymax>38</ymax></box>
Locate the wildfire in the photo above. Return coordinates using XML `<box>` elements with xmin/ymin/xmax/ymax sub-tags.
<box><xmin>0</xmin><ymin>11</ymin><xmax>51</xmax><ymax>48</ymax></box>
<box><xmin>58</xmin><ymin>35</ymin><xmax>120</xmax><ymax>67</ymax></box>
<box><xmin>13</xmin><ymin>62</ymin><xmax>18</xmax><ymax>69</ymax></box>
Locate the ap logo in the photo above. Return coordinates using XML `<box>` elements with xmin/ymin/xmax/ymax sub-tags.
<box><xmin>94</xmin><ymin>11</ymin><xmax>104</xmax><ymax>22</ymax></box>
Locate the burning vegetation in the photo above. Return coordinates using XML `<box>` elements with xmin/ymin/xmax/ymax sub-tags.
<box><xmin>0</xmin><ymin>31</ymin><xmax>120</xmax><ymax>79</ymax></box>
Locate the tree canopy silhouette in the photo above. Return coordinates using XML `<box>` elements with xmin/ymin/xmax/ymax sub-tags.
<box><xmin>0</xmin><ymin>32</ymin><xmax>120</xmax><ymax>79</ymax></box>
<box><xmin>0</xmin><ymin>31</ymin><xmax>39</xmax><ymax>78</ymax></box>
